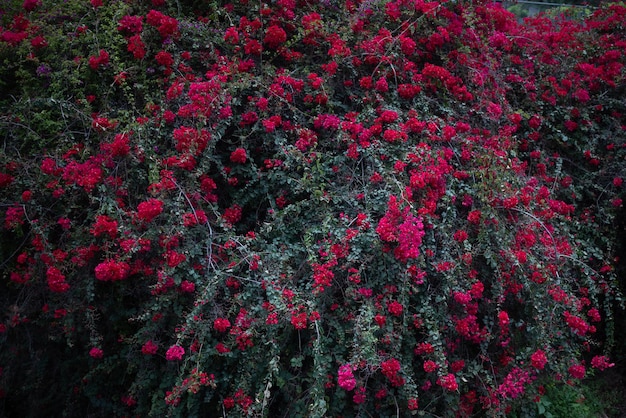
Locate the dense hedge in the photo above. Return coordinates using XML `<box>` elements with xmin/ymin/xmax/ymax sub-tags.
<box><xmin>1</xmin><ymin>0</ymin><xmax>625</xmax><ymax>416</ymax></box>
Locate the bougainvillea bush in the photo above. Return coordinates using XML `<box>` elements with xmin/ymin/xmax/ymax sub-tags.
<box><xmin>1</xmin><ymin>0</ymin><xmax>625</xmax><ymax>416</ymax></box>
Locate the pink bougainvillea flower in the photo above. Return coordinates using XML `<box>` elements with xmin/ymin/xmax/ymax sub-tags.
<box><xmin>89</xmin><ymin>347</ymin><xmax>103</xmax><ymax>359</ymax></box>
<box><xmin>497</xmin><ymin>368</ymin><xmax>531</xmax><ymax>400</ymax></box>
<box><xmin>486</xmin><ymin>101</ymin><xmax>503</xmax><ymax>120</ymax></box>
<box><xmin>337</xmin><ymin>364</ymin><xmax>356</xmax><ymax>391</ymax></box>
<box><xmin>591</xmin><ymin>355</ymin><xmax>614</xmax><ymax>371</ymax></box>
<box><xmin>141</xmin><ymin>340</ymin><xmax>159</xmax><ymax>355</ymax></box>
<box><xmin>165</xmin><ymin>345</ymin><xmax>185</xmax><ymax>361</ymax></box>
<box><xmin>352</xmin><ymin>387</ymin><xmax>366</xmax><ymax>404</ymax></box>
<box><xmin>22</xmin><ymin>0</ymin><xmax>40</xmax><ymax>11</ymax></box>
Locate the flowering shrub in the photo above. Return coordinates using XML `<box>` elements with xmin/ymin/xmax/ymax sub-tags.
<box><xmin>1</xmin><ymin>0</ymin><xmax>625</xmax><ymax>416</ymax></box>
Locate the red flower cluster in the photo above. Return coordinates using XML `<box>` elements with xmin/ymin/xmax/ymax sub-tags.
<box><xmin>563</xmin><ymin>311</ymin><xmax>591</xmax><ymax>336</ymax></box>
<box><xmin>62</xmin><ymin>158</ymin><xmax>103</xmax><ymax>193</ymax></box>
<box><xmin>290</xmin><ymin>311</ymin><xmax>307</xmax><ymax>329</ymax></box>
<box><xmin>380</xmin><ymin>358</ymin><xmax>405</xmax><ymax>387</ymax></box>
<box><xmin>127</xmin><ymin>34</ymin><xmax>146</xmax><ymax>59</ymax></box>
<box><xmin>568</xmin><ymin>363</ymin><xmax>586</xmax><ymax>379</ymax></box>
<box><xmin>530</xmin><ymin>349</ymin><xmax>548</xmax><ymax>370</ymax></box>
<box><xmin>22</xmin><ymin>0</ymin><xmax>40</xmax><ymax>11</ymax></box>
<box><xmin>3</xmin><ymin>0</ymin><xmax>626</xmax><ymax>415</ymax></box>
<box><xmin>165</xmin><ymin>250</ymin><xmax>186</xmax><ymax>268</ymax></box>
<box><xmin>0</xmin><ymin>172</ymin><xmax>14</xmax><ymax>188</ymax></box>
<box><xmin>155</xmin><ymin>50</ymin><xmax>173</xmax><ymax>68</ymax></box>
<box><xmin>224</xmin><ymin>27</ymin><xmax>239</xmax><ymax>44</ymax></box>
<box><xmin>146</xmin><ymin>10</ymin><xmax>179</xmax><ymax>39</ymax></box>
<box><xmin>263</xmin><ymin>25</ymin><xmax>287</xmax><ymax>49</ymax></box>
<box><xmin>387</xmin><ymin>300</ymin><xmax>403</xmax><ymax>316</ymax></box>
<box><xmin>95</xmin><ymin>259</ymin><xmax>130</xmax><ymax>281</ymax></box>
<box><xmin>376</xmin><ymin>196</ymin><xmax>425</xmax><ymax>261</ymax></box>
<box><xmin>173</xmin><ymin>126</ymin><xmax>210</xmax><ymax>155</ymax></box>
<box><xmin>591</xmin><ymin>355</ymin><xmax>614</xmax><ymax>371</ymax></box>
<box><xmin>222</xmin><ymin>204</ymin><xmax>242</xmax><ymax>226</ymax></box>
<box><xmin>46</xmin><ymin>266</ymin><xmax>69</xmax><ymax>293</ymax></box>
<box><xmin>423</xmin><ymin>360</ymin><xmax>438</xmax><ymax>373</ymax></box>
<box><xmin>4</xmin><ymin>205</ymin><xmax>24</xmax><ymax>230</ymax></box>
<box><xmin>137</xmin><ymin>198</ymin><xmax>164</xmax><ymax>223</ymax></box>
<box><xmin>213</xmin><ymin>318</ymin><xmax>231</xmax><ymax>333</ymax></box>
<box><xmin>182</xmin><ymin>210</ymin><xmax>208</xmax><ymax>227</ymax></box>
<box><xmin>230</xmin><ymin>147</ymin><xmax>248</xmax><ymax>164</ymax></box>
<box><xmin>311</xmin><ymin>261</ymin><xmax>335</xmax><ymax>292</ymax></box>
<box><xmin>88</xmin><ymin>49</ymin><xmax>109</xmax><ymax>70</ymax></box>
<box><xmin>165</xmin><ymin>368</ymin><xmax>215</xmax><ymax>406</ymax></box>
<box><xmin>497</xmin><ymin>368</ymin><xmax>532</xmax><ymax>400</ymax></box>
<box><xmin>90</xmin><ymin>215</ymin><xmax>118</xmax><ymax>239</ymax></box>
<box><xmin>91</xmin><ymin>116</ymin><xmax>118</xmax><ymax>132</ymax></box>
<box><xmin>437</xmin><ymin>373</ymin><xmax>458</xmax><ymax>392</ymax></box>
<box><xmin>141</xmin><ymin>340</ymin><xmax>159</xmax><ymax>355</ymax></box>
<box><xmin>100</xmin><ymin>133</ymin><xmax>131</xmax><ymax>158</ymax></box>
<box><xmin>118</xmin><ymin>15</ymin><xmax>143</xmax><ymax>34</ymax></box>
